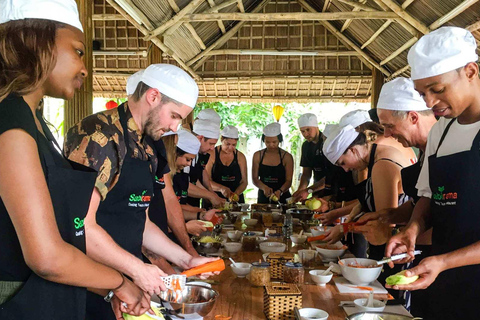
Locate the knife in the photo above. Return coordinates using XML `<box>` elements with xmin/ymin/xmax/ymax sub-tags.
<box><xmin>376</xmin><ymin>250</ymin><xmax>422</xmax><ymax>265</ymax></box>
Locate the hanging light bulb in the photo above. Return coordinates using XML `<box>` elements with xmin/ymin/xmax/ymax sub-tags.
<box><xmin>272</xmin><ymin>105</ymin><xmax>284</xmax><ymax>122</ymax></box>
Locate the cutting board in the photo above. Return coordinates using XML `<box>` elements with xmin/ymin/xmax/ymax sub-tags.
<box><xmin>334</xmin><ymin>277</ymin><xmax>388</xmax><ymax>294</ymax></box>
<box><xmin>342</xmin><ymin>304</ymin><xmax>412</xmax><ymax>317</ymax></box>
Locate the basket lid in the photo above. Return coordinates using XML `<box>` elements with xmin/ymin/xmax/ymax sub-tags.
<box><xmin>267</xmin><ymin>252</ymin><xmax>294</xmax><ymax>260</ymax></box>
<box><xmin>264</xmin><ymin>283</ymin><xmax>301</xmax><ymax>296</ymax></box>
<box><xmin>251</xmin><ymin>261</ymin><xmax>270</xmax><ymax>268</ymax></box>
<box><xmin>285</xmin><ymin>262</ymin><xmax>303</xmax><ymax>268</ymax></box>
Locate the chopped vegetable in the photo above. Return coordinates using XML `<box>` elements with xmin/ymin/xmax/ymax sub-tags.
<box><xmin>123</xmin><ymin>306</ymin><xmax>163</xmax><ymax>319</ymax></box>
<box><xmin>385</xmin><ymin>270</ymin><xmax>419</xmax><ymax>285</ymax></box>
<box><xmin>198</xmin><ymin>236</ymin><xmax>222</xmax><ymax>243</ymax></box>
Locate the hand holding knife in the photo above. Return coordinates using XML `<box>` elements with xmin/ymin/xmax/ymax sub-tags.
<box><xmin>376</xmin><ymin>250</ymin><xmax>422</xmax><ymax>265</ymax></box>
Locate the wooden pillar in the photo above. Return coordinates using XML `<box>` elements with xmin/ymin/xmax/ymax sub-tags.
<box><xmin>64</xmin><ymin>0</ymin><xmax>93</xmax><ymax>133</ymax></box>
<box><xmin>371</xmin><ymin>68</ymin><xmax>384</xmax><ymax>109</ymax></box>
<box><xmin>148</xmin><ymin>44</ymin><xmax>163</xmax><ymax>65</ymax></box>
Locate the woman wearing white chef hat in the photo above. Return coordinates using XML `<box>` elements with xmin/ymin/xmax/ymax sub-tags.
<box><xmin>205</xmin><ymin>125</ymin><xmax>248</xmax><ymax>203</ymax></box>
<box><xmin>252</xmin><ymin>122</ymin><xmax>294</xmax><ymax>203</ymax></box>
<box><xmin>385</xmin><ymin>27</ymin><xmax>480</xmax><ymax>319</ymax></box>
<box><xmin>0</xmin><ymin>0</ymin><xmax>149</xmax><ymax>319</ymax></box>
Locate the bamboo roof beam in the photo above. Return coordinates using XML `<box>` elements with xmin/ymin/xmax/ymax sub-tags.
<box><xmin>203</xmin><ymin>49</ymin><xmax>361</xmax><ymax>56</ymax></box>
<box><xmin>337</xmin><ymin>0</ymin><xmax>375</xmax><ymax>33</ymax></box>
<box><xmin>92</xmin><ymin>14</ymin><xmax>125</xmax><ymax>20</ymax></box>
<box><xmin>114</xmin><ymin>0</ymin><xmax>154</xmax><ymax>30</ymax></box>
<box><xmin>383</xmin><ymin>0</ymin><xmax>479</xmax><ymax>74</ymax></box>
<box><xmin>204</xmin><ymin>0</ymin><xmax>238</xmax><ymax>14</ymax></box>
<box><xmin>297</xmin><ymin>0</ymin><xmax>390</xmax><ymax>76</ymax></box>
<box><xmin>105</xmin><ymin>0</ymin><xmax>200</xmax><ymax>80</ymax></box>
<box><xmin>361</xmin><ymin>20</ymin><xmax>392</xmax><ymax>48</ymax></box>
<box><xmin>187</xmin><ymin>0</ymin><xmax>271</xmax><ymax>70</ymax></box>
<box><xmin>374</xmin><ymin>0</ymin><xmax>429</xmax><ymax>34</ymax></box>
<box><xmin>207</xmin><ymin>0</ymin><xmax>227</xmax><ymax>33</ymax></box>
<box><xmin>467</xmin><ymin>19</ymin><xmax>480</xmax><ymax>32</ymax></box>
<box><xmin>180</xmin><ymin>11</ymin><xmax>398</xmax><ymax>22</ymax></box>
<box><xmin>323</xmin><ymin>0</ymin><xmax>332</xmax><ymax>12</ymax></box>
<box><xmin>237</xmin><ymin>0</ymin><xmax>246</xmax><ymax>12</ymax></box>
<box><xmin>370</xmin><ymin>0</ymin><xmax>422</xmax><ymax>37</ymax></box>
<box><xmin>380</xmin><ymin>37</ymin><xmax>416</xmax><ymax>65</ymax></box>
<box><xmin>401</xmin><ymin>0</ymin><xmax>416</xmax><ymax>8</ymax></box>
<box><xmin>144</xmin><ymin>0</ymin><xmax>205</xmax><ymax>41</ymax></box>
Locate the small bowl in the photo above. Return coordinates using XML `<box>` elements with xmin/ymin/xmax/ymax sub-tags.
<box><xmin>298</xmin><ymin>308</ymin><xmax>329</xmax><ymax>320</ymax></box>
<box><xmin>290</xmin><ymin>234</ymin><xmax>307</xmax><ymax>244</ymax></box>
<box><xmin>259</xmin><ymin>242</ymin><xmax>286</xmax><ymax>253</ymax></box>
<box><xmin>244</xmin><ymin>218</ymin><xmax>258</xmax><ymax>226</ymax></box>
<box><xmin>315</xmin><ymin>241</ymin><xmax>347</xmax><ymax>261</ymax></box>
<box><xmin>339</xmin><ymin>258</ymin><xmax>383</xmax><ymax>286</ymax></box>
<box><xmin>311</xmin><ymin>226</ymin><xmax>330</xmax><ymax>237</ymax></box>
<box><xmin>230</xmin><ymin>262</ymin><xmax>251</xmax><ymax>278</ymax></box>
<box><xmin>227</xmin><ymin>230</ymin><xmax>243</xmax><ymax>241</ymax></box>
<box><xmin>224</xmin><ymin>242</ymin><xmax>242</xmax><ymax>254</ymax></box>
<box><xmin>309</xmin><ymin>270</ymin><xmax>333</xmax><ymax>286</ymax></box>
<box><xmin>353</xmin><ymin>298</ymin><xmax>386</xmax><ymax>312</ymax></box>
<box><xmin>256</xmin><ymin>236</ymin><xmax>268</xmax><ymax>244</ymax></box>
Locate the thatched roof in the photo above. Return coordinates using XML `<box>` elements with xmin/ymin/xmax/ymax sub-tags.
<box><xmin>91</xmin><ymin>0</ymin><xmax>480</xmax><ymax>102</ymax></box>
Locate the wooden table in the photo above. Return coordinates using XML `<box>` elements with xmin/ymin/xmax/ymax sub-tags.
<box><xmin>205</xmin><ymin>236</ymin><xmax>390</xmax><ymax>320</ymax></box>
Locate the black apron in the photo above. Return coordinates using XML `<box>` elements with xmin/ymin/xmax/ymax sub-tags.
<box><xmin>211</xmin><ymin>146</ymin><xmax>245</xmax><ymax>203</ymax></box>
<box><xmin>300</xmin><ymin>138</ymin><xmax>326</xmax><ymax>183</ymax></box>
<box><xmin>0</xmin><ymin>112</ymin><xmax>96</xmax><ymax>320</ymax></box>
<box><xmin>86</xmin><ymin>105</ymin><xmax>155</xmax><ymax>320</ymax></box>
<box><xmin>356</xmin><ymin>144</ymin><xmax>406</xmax><ymax>294</ymax></box>
<box><xmin>425</xmin><ymin>119</ymin><xmax>480</xmax><ymax>319</ymax></box>
<box><xmin>173</xmin><ymin>172</ymin><xmax>190</xmax><ymax>205</ymax></box>
<box><xmin>400</xmin><ymin>159</ymin><xmax>422</xmax><ymax>205</ymax></box>
<box><xmin>257</xmin><ymin>149</ymin><xmax>291</xmax><ymax>203</ymax></box>
<box><xmin>186</xmin><ymin>153</ymin><xmax>210</xmax><ymax>207</ymax></box>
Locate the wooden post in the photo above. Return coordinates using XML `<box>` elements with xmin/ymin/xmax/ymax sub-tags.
<box><xmin>148</xmin><ymin>44</ymin><xmax>163</xmax><ymax>65</ymax></box>
<box><xmin>64</xmin><ymin>0</ymin><xmax>93</xmax><ymax>133</ymax></box>
<box><xmin>371</xmin><ymin>68</ymin><xmax>384</xmax><ymax>109</ymax></box>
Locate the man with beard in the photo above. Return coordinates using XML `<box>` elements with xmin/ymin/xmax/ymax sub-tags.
<box><xmin>64</xmin><ymin>64</ymin><xmax>218</xmax><ymax>320</ymax></box>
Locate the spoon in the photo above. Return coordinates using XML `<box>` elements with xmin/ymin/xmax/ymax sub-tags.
<box><xmin>229</xmin><ymin>257</ymin><xmax>238</xmax><ymax>268</ymax></box>
<box><xmin>366</xmin><ymin>291</ymin><xmax>374</xmax><ymax>307</ymax></box>
<box><xmin>299</xmin><ymin>230</ymin><xmax>304</xmax><ymax>236</ymax></box>
<box><xmin>322</xmin><ymin>265</ymin><xmax>334</xmax><ymax>275</ymax></box>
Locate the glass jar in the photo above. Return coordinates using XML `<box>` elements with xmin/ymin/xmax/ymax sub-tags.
<box><xmin>283</xmin><ymin>262</ymin><xmax>305</xmax><ymax>284</ymax></box>
<box><xmin>262</xmin><ymin>212</ymin><xmax>273</xmax><ymax>226</ymax></box>
<box><xmin>266</xmin><ymin>232</ymin><xmax>284</xmax><ymax>243</ymax></box>
<box><xmin>249</xmin><ymin>262</ymin><xmax>271</xmax><ymax>287</ymax></box>
<box><xmin>242</xmin><ymin>232</ymin><xmax>257</xmax><ymax>251</ymax></box>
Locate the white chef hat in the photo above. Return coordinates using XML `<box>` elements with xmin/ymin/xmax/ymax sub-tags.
<box><xmin>126</xmin><ymin>70</ymin><xmax>144</xmax><ymax>96</ymax></box>
<box><xmin>221</xmin><ymin>125</ymin><xmax>239</xmax><ymax>139</ymax></box>
<box><xmin>141</xmin><ymin>64</ymin><xmax>199</xmax><ymax>109</ymax></box>
<box><xmin>298</xmin><ymin>113</ymin><xmax>318</xmax><ymax>128</ymax></box>
<box><xmin>339</xmin><ymin>110</ymin><xmax>371</xmax><ymax>129</ymax></box>
<box><xmin>408</xmin><ymin>27</ymin><xmax>478</xmax><ymax>80</ymax></box>
<box><xmin>193</xmin><ymin>119</ymin><xmax>220</xmax><ymax>139</ymax></box>
<box><xmin>177</xmin><ymin>129</ymin><xmax>201</xmax><ymax>155</ymax></box>
<box><xmin>0</xmin><ymin>0</ymin><xmax>83</xmax><ymax>32</ymax></box>
<box><xmin>263</xmin><ymin>122</ymin><xmax>282</xmax><ymax>137</ymax></box>
<box><xmin>377</xmin><ymin>77</ymin><xmax>429</xmax><ymax>111</ymax></box>
<box><xmin>323</xmin><ymin>125</ymin><xmax>360</xmax><ymax>164</ymax></box>
<box><xmin>323</xmin><ymin>124</ymin><xmax>338</xmax><ymax>138</ymax></box>
<box><xmin>196</xmin><ymin>109</ymin><xmax>221</xmax><ymax>125</ymax></box>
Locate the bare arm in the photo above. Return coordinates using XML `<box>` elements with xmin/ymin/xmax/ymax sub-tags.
<box><xmin>234</xmin><ymin>151</ymin><xmax>248</xmax><ymax>195</ymax></box>
<box><xmin>162</xmin><ymin>174</ymin><xmax>197</xmax><ymax>256</ymax></box>
<box><xmin>252</xmin><ymin>151</ymin><xmax>271</xmax><ymax>194</ymax></box>
<box><xmin>297</xmin><ymin>167</ymin><xmax>313</xmax><ymax>191</ymax></box>
<box><xmin>187</xmin><ymin>182</ymin><xmax>223</xmax><ymax>206</ymax></box>
<box><xmin>204</xmin><ymin>150</ymin><xmax>230</xmax><ymax>194</ymax></box>
<box><xmin>371</xmin><ymin>161</ymin><xmax>403</xmax><ymax>211</ymax></box>
<box><xmin>279</xmin><ymin>152</ymin><xmax>294</xmax><ymax>193</ymax></box>
<box><xmin>0</xmin><ymin>130</ymin><xmax>124</xmax><ymax>290</ymax></box>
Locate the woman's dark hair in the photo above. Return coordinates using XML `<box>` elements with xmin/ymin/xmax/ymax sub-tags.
<box><xmin>176</xmin><ymin>147</ymin><xmax>187</xmax><ymax>157</ymax></box>
<box><xmin>344</xmin><ymin>132</ymin><xmax>367</xmax><ymax>153</ymax></box>
<box><xmin>261</xmin><ymin>133</ymin><xmax>283</xmax><ymax>143</ymax></box>
<box><xmin>221</xmin><ymin>136</ymin><xmax>239</xmax><ymax>142</ymax></box>
<box><xmin>0</xmin><ymin>19</ymin><xmax>66</xmax><ymax>102</ymax></box>
<box><xmin>356</xmin><ymin>121</ymin><xmax>383</xmax><ymax>142</ymax></box>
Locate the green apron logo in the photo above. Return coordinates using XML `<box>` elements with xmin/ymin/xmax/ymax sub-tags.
<box><xmin>433</xmin><ymin>186</ymin><xmax>457</xmax><ymax>201</ymax></box>
<box><xmin>74</xmin><ymin>217</ymin><xmax>84</xmax><ymax>230</ymax></box>
<box><xmin>129</xmin><ymin>190</ymin><xmax>151</xmax><ymax>202</ymax></box>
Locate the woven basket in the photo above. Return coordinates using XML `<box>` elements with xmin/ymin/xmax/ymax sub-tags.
<box><xmin>263</xmin><ymin>283</ymin><xmax>302</xmax><ymax>320</ymax></box>
<box><xmin>266</xmin><ymin>252</ymin><xmax>294</xmax><ymax>280</ymax></box>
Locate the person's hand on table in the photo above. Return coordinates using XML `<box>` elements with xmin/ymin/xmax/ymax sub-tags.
<box><xmin>357</xmin><ymin>209</ymin><xmax>392</xmax><ymax>225</ymax></box>
<box><xmin>312</xmin><ymin>197</ymin><xmax>331</xmax><ymax>213</ymax></box>
<box><xmin>273</xmin><ymin>190</ymin><xmax>282</xmax><ymax>201</ymax></box>
<box><xmin>220</xmin><ymin>187</ymin><xmax>234</xmax><ymax>199</ymax></box>
<box><xmin>324</xmin><ymin>225</ymin><xmax>343</xmax><ymax>244</ymax></box>
<box><xmin>186</xmin><ymin>220</ymin><xmax>207</xmax><ymax>236</ymax></box>
<box><xmin>131</xmin><ymin>263</ymin><xmax>167</xmax><ymax>296</ymax></box>
<box><xmin>292</xmin><ymin>188</ymin><xmax>308</xmax><ymax>202</ymax></box>
<box><xmin>203</xmin><ymin>208</ymin><xmax>222</xmax><ymax>221</ymax></box>
<box><xmin>210</xmin><ymin>193</ymin><xmax>226</xmax><ymax>207</ymax></box>
<box><xmin>353</xmin><ymin>219</ymin><xmax>393</xmax><ymax>245</ymax></box>
<box><xmin>385</xmin><ymin>228</ymin><xmax>418</xmax><ymax>268</ymax></box>
<box><xmin>385</xmin><ymin>255</ymin><xmax>445</xmax><ymax>291</ymax></box>
<box><xmin>262</xmin><ymin>186</ymin><xmax>274</xmax><ymax>198</ymax></box>
<box><xmin>112</xmin><ymin>277</ymin><xmax>153</xmax><ymax>318</ymax></box>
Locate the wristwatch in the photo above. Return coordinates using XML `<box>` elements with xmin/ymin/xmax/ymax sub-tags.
<box><xmin>104</xmin><ymin>290</ymin><xmax>114</xmax><ymax>303</ymax></box>
<box><xmin>307</xmin><ymin>188</ymin><xmax>313</xmax><ymax>194</ymax></box>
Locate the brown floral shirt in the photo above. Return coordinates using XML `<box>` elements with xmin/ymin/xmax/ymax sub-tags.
<box><xmin>64</xmin><ymin>103</ymin><xmax>157</xmax><ymax>200</ymax></box>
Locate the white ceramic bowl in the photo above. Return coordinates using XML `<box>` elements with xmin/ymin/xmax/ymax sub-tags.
<box><xmin>230</xmin><ymin>262</ymin><xmax>252</xmax><ymax>278</ymax></box>
<box><xmin>353</xmin><ymin>298</ymin><xmax>386</xmax><ymax>312</ymax></box>
<box><xmin>315</xmin><ymin>241</ymin><xmax>346</xmax><ymax>261</ymax></box>
<box><xmin>244</xmin><ymin>219</ymin><xmax>258</xmax><ymax>226</ymax></box>
<box><xmin>309</xmin><ymin>270</ymin><xmax>333</xmax><ymax>286</ymax></box>
<box><xmin>310</xmin><ymin>226</ymin><xmax>330</xmax><ymax>237</ymax></box>
<box><xmin>249</xmin><ymin>231</ymin><xmax>264</xmax><ymax>237</ymax></box>
<box><xmin>339</xmin><ymin>258</ymin><xmax>383</xmax><ymax>286</ymax></box>
<box><xmin>256</xmin><ymin>236</ymin><xmax>268</xmax><ymax>244</ymax></box>
<box><xmin>227</xmin><ymin>230</ymin><xmax>243</xmax><ymax>241</ymax></box>
<box><xmin>290</xmin><ymin>234</ymin><xmax>307</xmax><ymax>244</ymax></box>
<box><xmin>298</xmin><ymin>308</ymin><xmax>329</xmax><ymax>320</ymax></box>
<box><xmin>259</xmin><ymin>242</ymin><xmax>286</xmax><ymax>253</ymax></box>
<box><xmin>224</xmin><ymin>242</ymin><xmax>242</xmax><ymax>254</ymax></box>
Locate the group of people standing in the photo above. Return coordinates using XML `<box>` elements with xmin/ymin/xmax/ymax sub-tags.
<box><xmin>1</xmin><ymin>0</ymin><xmax>480</xmax><ymax>319</ymax></box>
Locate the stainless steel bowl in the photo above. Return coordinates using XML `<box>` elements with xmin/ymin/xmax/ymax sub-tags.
<box><xmin>156</xmin><ymin>284</ymin><xmax>218</xmax><ymax>317</ymax></box>
<box><xmin>346</xmin><ymin>312</ymin><xmax>418</xmax><ymax>320</ymax></box>
<box><xmin>192</xmin><ymin>237</ymin><xmax>222</xmax><ymax>254</ymax></box>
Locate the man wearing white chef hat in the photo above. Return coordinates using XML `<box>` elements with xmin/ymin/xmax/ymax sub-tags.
<box><xmin>64</xmin><ymin>63</ymin><xmax>218</xmax><ymax>320</ymax></box>
<box><xmin>126</xmin><ymin>69</ymin><xmax>144</xmax><ymax>96</ymax></box>
<box><xmin>292</xmin><ymin>113</ymin><xmax>329</xmax><ymax>202</ymax></box>
<box><xmin>184</xmin><ymin>111</ymin><xmax>226</xmax><ymax>208</ymax></box>
<box><xmin>385</xmin><ymin>27</ymin><xmax>480</xmax><ymax>319</ymax></box>
<box><xmin>252</xmin><ymin>123</ymin><xmax>294</xmax><ymax>203</ymax></box>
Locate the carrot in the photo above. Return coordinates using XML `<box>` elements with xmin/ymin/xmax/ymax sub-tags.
<box><xmin>307</xmin><ymin>235</ymin><xmax>327</xmax><ymax>242</ymax></box>
<box><xmin>181</xmin><ymin>259</ymin><xmax>225</xmax><ymax>278</ymax></box>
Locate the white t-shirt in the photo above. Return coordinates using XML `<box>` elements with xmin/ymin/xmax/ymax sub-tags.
<box><xmin>416</xmin><ymin>117</ymin><xmax>480</xmax><ymax>198</ymax></box>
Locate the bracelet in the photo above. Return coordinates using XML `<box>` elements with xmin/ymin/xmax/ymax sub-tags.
<box><xmin>113</xmin><ymin>273</ymin><xmax>125</xmax><ymax>291</ymax></box>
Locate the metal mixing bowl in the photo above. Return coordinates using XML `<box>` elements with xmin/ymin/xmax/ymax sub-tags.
<box><xmin>191</xmin><ymin>237</ymin><xmax>222</xmax><ymax>254</ymax></box>
<box><xmin>156</xmin><ymin>284</ymin><xmax>219</xmax><ymax>317</ymax></box>
<box><xmin>346</xmin><ymin>312</ymin><xmax>419</xmax><ymax>320</ymax></box>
